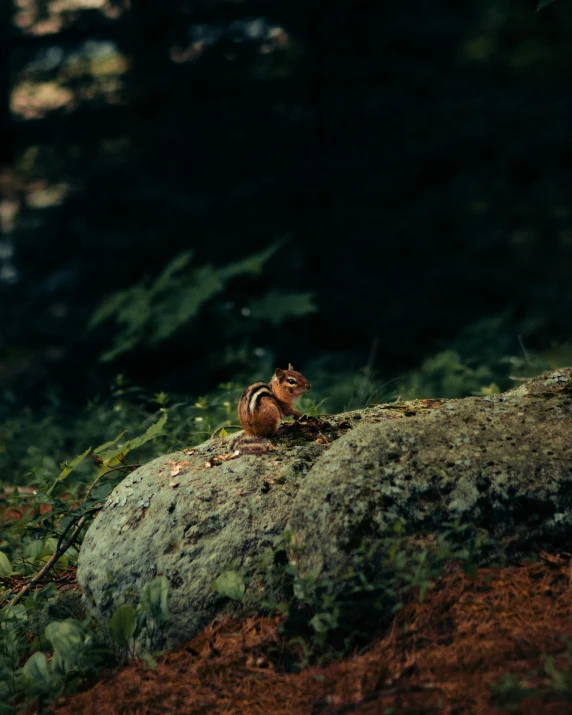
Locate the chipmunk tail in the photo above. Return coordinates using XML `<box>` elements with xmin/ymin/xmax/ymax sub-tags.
<box><xmin>232</xmin><ymin>434</ymin><xmax>274</xmax><ymax>455</ymax></box>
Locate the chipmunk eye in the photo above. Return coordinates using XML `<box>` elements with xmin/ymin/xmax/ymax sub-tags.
<box><xmin>287</xmin><ymin>378</ymin><xmax>297</xmax><ymax>385</ymax></box>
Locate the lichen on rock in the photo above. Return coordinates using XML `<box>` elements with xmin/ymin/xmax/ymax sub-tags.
<box><xmin>287</xmin><ymin>368</ymin><xmax>572</xmax><ymax>577</ymax></box>
<box><xmin>77</xmin><ymin>428</ymin><xmax>332</xmax><ymax>650</ymax></box>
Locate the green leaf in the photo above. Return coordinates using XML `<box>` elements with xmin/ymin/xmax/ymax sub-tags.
<box><xmin>47</xmin><ymin>446</ymin><xmax>91</xmax><ymax>495</ymax></box>
<box><xmin>45</xmin><ymin>620</ymin><xmax>85</xmax><ymax>671</ymax></box>
<box><xmin>219</xmin><ymin>239</ymin><xmax>284</xmax><ymax>280</ymax></box>
<box><xmin>419</xmin><ymin>581</ymin><xmax>433</xmax><ymax>603</ymax></box>
<box><xmin>90</xmin><ymin>482</ymin><xmax>112</xmax><ymax>501</ymax></box>
<box><xmin>0</xmin><ymin>552</ymin><xmax>12</xmax><ymax>577</ymax></box>
<box><xmin>211</xmin><ymin>571</ymin><xmax>245</xmax><ymax>601</ymax></box>
<box><xmin>39</xmin><ymin>582</ymin><xmax>57</xmax><ymax>601</ymax></box>
<box><xmin>219</xmin><ymin>427</ymin><xmax>228</xmax><ymax>438</ymax></box>
<box><xmin>536</xmin><ymin>0</ymin><xmax>556</xmax><ymax>10</ymax></box>
<box><xmin>309</xmin><ymin>613</ymin><xmax>332</xmax><ymax>633</ymax></box>
<box><xmin>21</xmin><ymin>652</ymin><xmax>52</xmax><ymax>690</ymax></box>
<box><xmin>141</xmin><ymin>653</ymin><xmax>157</xmax><ymax>670</ymax></box>
<box><xmin>108</xmin><ymin>604</ymin><xmax>137</xmax><ymax>645</ymax></box>
<box><xmin>9</xmin><ymin>520</ymin><xmax>27</xmax><ymax>538</ymax></box>
<box><xmin>40</xmin><ymin>538</ymin><xmax>59</xmax><ymax>558</ymax></box>
<box><xmin>90</xmin><ymin>241</ymin><xmax>287</xmax><ymax>361</ymax></box>
<box><xmin>119</xmin><ymin>412</ymin><xmax>168</xmax><ymax>457</ymax></box>
<box><xmin>248</xmin><ymin>290</ymin><xmax>317</xmax><ymax>325</ymax></box>
<box><xmin>93</xmin><ymin>431</ymin><xmax>127</xmax><ymax>455</ymax></box>
<box><xmin>1</xmin><ymin>604</ymin><xmax>27</xmax><ymax>624</ymax></box>
<box><xmin>88</xmin><ymin>289</ymin><xmax>132</xmax><ymax>330</ymax></box>
<box><xmin>139</xmin><ymin>576</ymin><xmax>169</xmax><ymax>620</ymax></box>
<box><xmin>23</xmin><ymin>540</ymin><xmax>44</xmax><ymax>562</ymax></box>
<box><xmin>30</xmin><ymin>634</ymin><xmax>52</xmax><ymax>653</ymax></box>
<box><xmin>152</xmin><ymin>250</ymin><xmax>193</xmax><ymax>293</ymax></box>
<box><xmin>100</xmin><ymin>335</ymin><xmax>140</xmax><ymax>363</ymax></box>
<box><xmin>96</xmin><ymin>413</ymin><xmax>167</xmax><ymax>470</ymax></box>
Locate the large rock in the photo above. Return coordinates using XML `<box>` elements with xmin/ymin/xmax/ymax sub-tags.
<box><xmin>77</xmin><ymin>369</ymin><xmax>572</xmax><ymax>649</ymax></box>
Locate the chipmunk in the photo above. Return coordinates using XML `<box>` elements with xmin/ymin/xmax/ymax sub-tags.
<box><xmin>233</xmin><ymin>364</ymin><xmax>311</xmax><ymax>454</ymax></box>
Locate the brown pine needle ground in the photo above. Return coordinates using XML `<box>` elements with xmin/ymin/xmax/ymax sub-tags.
<box><xmin>54</xmin><ymin>553</ymin><xmax>572</xmax><ymax>715</ymax></box>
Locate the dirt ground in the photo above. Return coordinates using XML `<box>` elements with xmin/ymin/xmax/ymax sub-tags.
<box><xmin>51</xmin><ymin>552</ymin><xmax>572</xmax><ymax>715</ymax></box>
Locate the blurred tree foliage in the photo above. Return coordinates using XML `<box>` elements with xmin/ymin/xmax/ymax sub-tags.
<box><xmin>0</xmin><ymin>0</ymin><xmax>571</xmax><ymax>409</ymax></box>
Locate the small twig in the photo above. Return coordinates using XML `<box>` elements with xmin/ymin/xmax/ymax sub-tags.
<box><xmin>55</xmin><ymin>515</ymin><xmax>80</xmax><ymax>554</ymax></box>
<box><xmin>9</xmin><ymin>516</ymin><xmax>88</xmax><ymax>607</ymax></box>
<box><xmin>518</xmin><ymin>334</ymin><xmax>533</xmax><ymax>366</ymax></box>
<box><xmin>6</xmin><ymin>462</ymin><xmax>140</xmax><ymax>608</ymax></box>
<box><xmin>83</xmin><ymin>463</ymin><xmax>139</xmax><ymax>502</ymax></box>
<box><xmin>55</xmin><ymin>506</ymin><xmax>100</xmax><ymax>553</ymax></box>
<box><xmin>35</xmin><ymin>574</ymin><xmax>76</xmax><ymax>585</ymax></box>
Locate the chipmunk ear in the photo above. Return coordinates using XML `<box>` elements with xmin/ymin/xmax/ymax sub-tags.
<box><xmin>288</xmin><ymin>363</ymin><xmax>294</xmax><ymax>371</ymax></box>
<box><xmin>274</xmin><ymin>368</ymin><xmax>285</xmax><ymax>381</ymax></box>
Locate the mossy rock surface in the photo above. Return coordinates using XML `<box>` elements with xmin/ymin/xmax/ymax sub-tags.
<box><xmin>77</xmin><ymin>430</ymin><xmax>332</xmax><ymax>649</ymax></box>
<box><xmin>287</xmin><ymin>368</ymin><xmax>572</xmax><ymax>576</ymax></box>
<box><xmin>77</xmin><ymin>369</ymin><xmax>572</xmax><ymax>649</ymax></box>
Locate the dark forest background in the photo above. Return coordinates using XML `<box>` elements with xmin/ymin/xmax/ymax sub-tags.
<box><xmin>1</xmin><ymin>0</ymin><xmax>571</xmax><ymax>467</ymax></box>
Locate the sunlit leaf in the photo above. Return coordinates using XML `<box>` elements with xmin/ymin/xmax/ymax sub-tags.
<box><xmin>141</xmin><ymin>653</ymin><xmax>157</xmax><ymax>669</ymax></box>
<box><xmin>93</xmin><ymin>431</ymin><xmax>127</xmax><ymax>454</ymax></box>
<box><xmin>309</xmin><ymin>613</ymin><xmax>331</xmax><ymax>633</ymax></box>
<box><xmin>47</xmin><ymin>446</ymin><xmax>91</xmax><ymax>495</ymax></box>
<box><xmin>119</xmin><ymin>412</ymin><xmax>168</xmax><ymax>456</ymax></box>
<box><xmin>211</xmin><ymin>571</ymin><xmax>245</xmax><ymax>601</ymax></box>
<box><xmin>96</xmin><ymin>412</ymin><xmax>167</xmax><ymax>471</ymax></box>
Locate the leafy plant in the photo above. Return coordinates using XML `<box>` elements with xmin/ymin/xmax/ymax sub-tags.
<box><xmin>395</xmin><ymin>313</ymin><xmax>572</xmax><ymax>400</ymax></box>
<box><xmin>89</xmin><ymin>241</ymin><xmax>318</xmax><ymax>362</ymax></box>
<box><xmin>212</xmin><ymin>520</ymin><xmax>481</xmax><ymax>668</ymax></box>
<box><xmin>12</xmin><ymin>576</ymin><xmax>170</xmax><ymax>713</ymax></box>
<box><xmin>248</xmin><ymin>290</ymin><xmax>317</xmax><ymax>325</ymax></box>
<box><xmin>280</xmin><ymin>520</ymin><xmax>481</xmax><ymax>664</ymax></box>
<box><xmin>108</xmin><ymin>576</ymin><xmax>170</xmax><ymax>657</ymax></box>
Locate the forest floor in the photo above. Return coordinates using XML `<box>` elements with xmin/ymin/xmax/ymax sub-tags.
<box><xmin>50</xmin><ymin>554</ymin><xmax>572</xmax><ymax>715</ymax></box>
